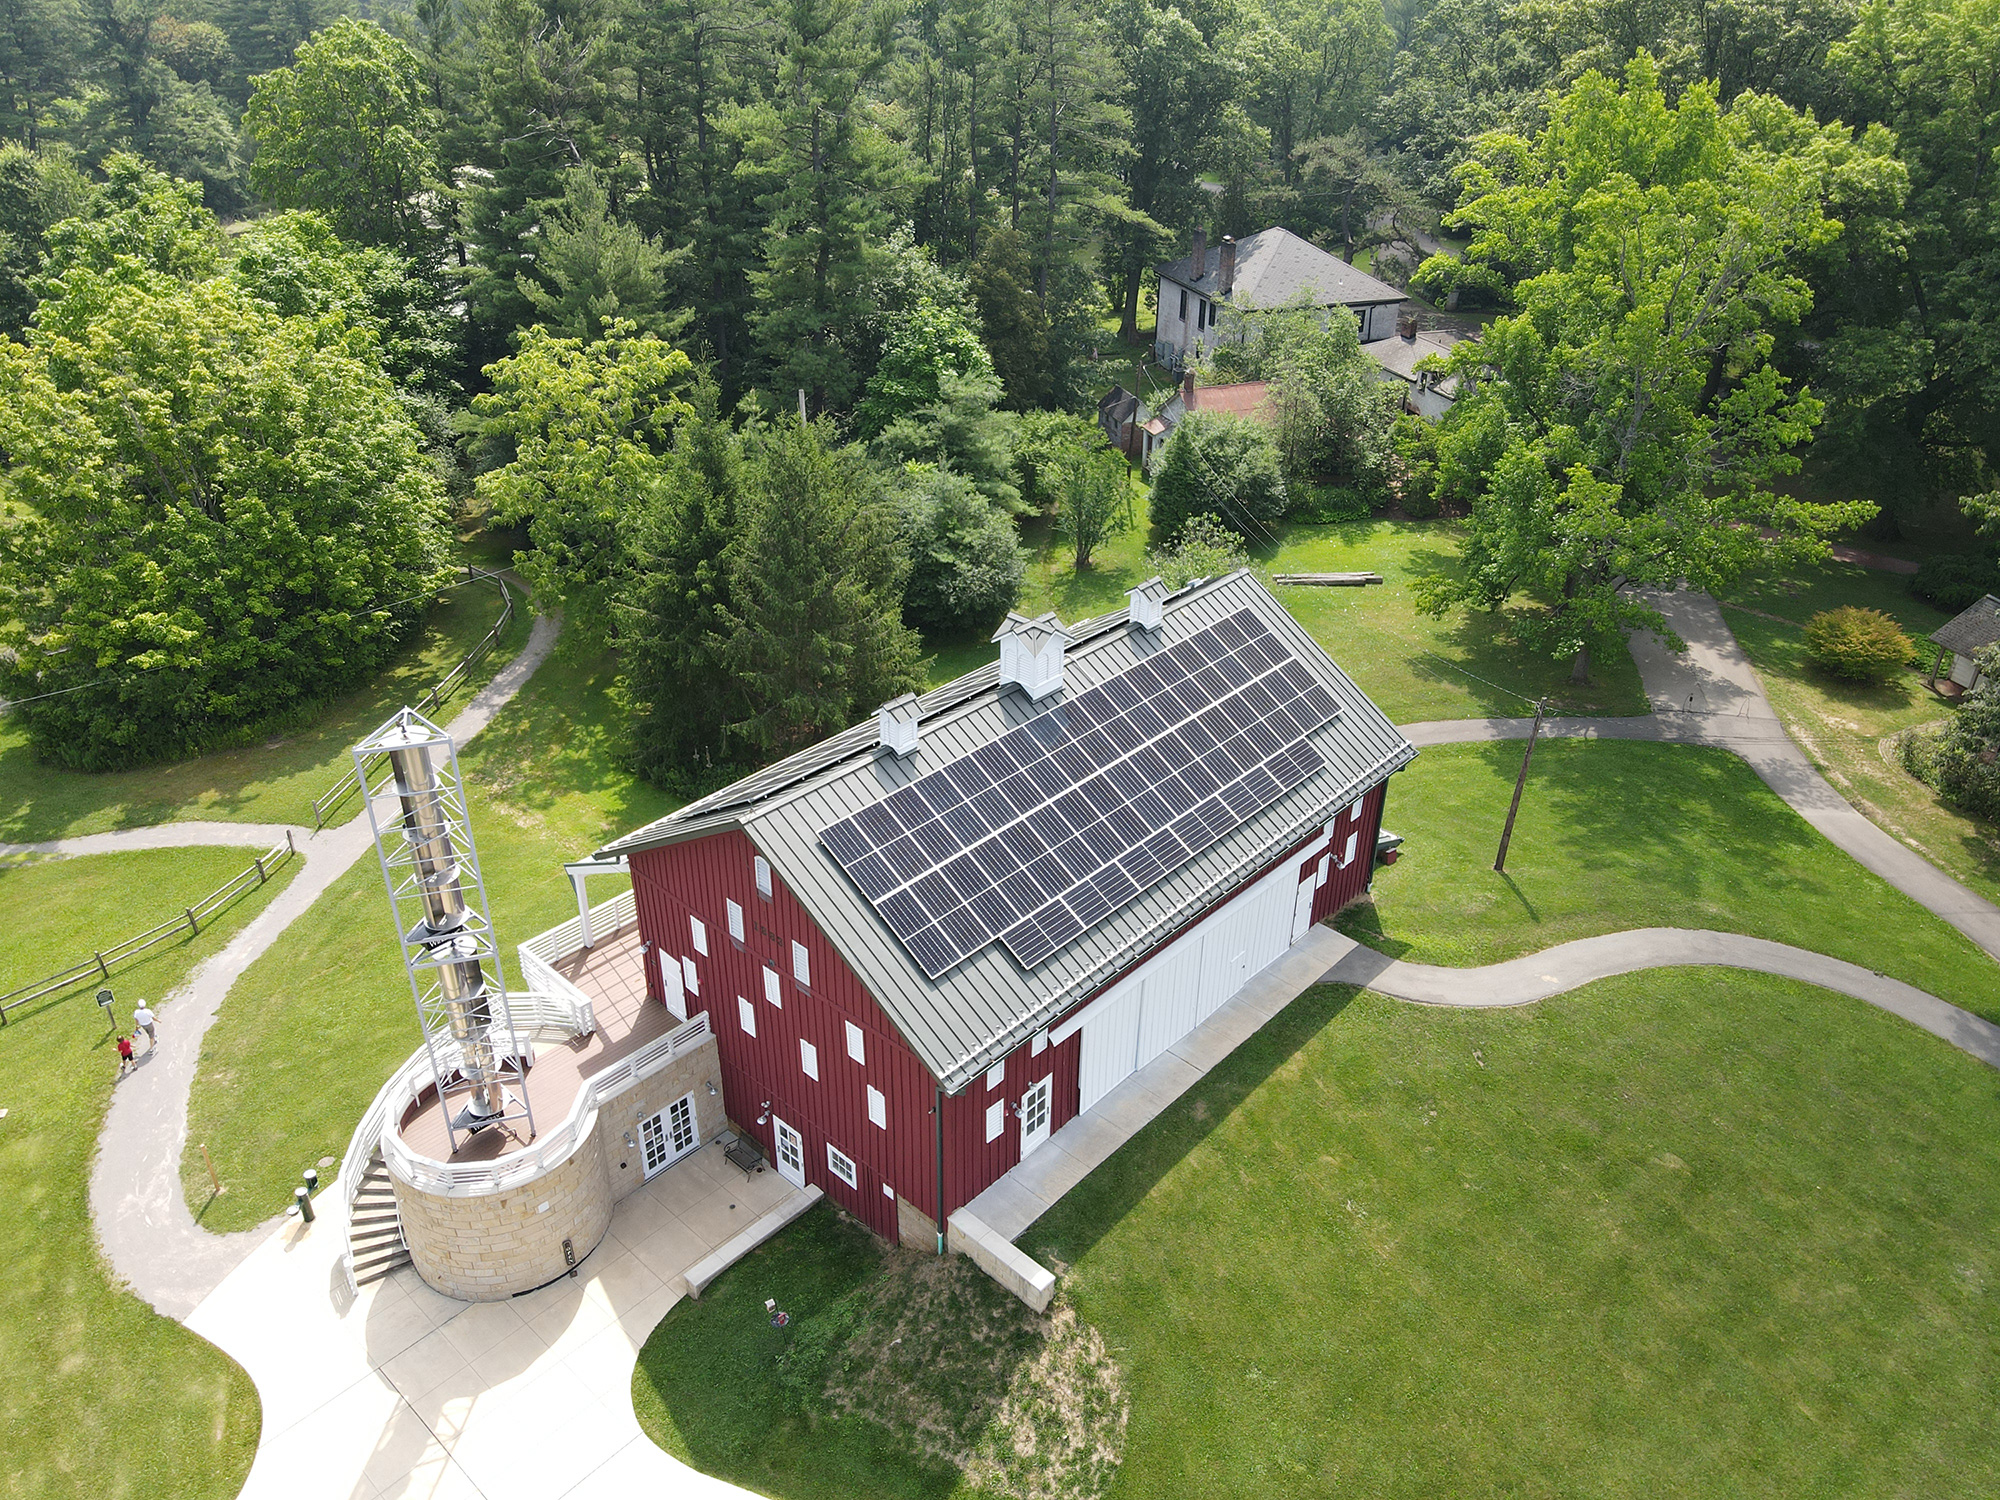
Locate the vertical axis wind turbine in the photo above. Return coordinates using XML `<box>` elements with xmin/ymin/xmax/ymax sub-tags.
<box><xmin>355</xmin><ymin>707</ymin><xmax>535</xmax><ymax>1155</ymax></box>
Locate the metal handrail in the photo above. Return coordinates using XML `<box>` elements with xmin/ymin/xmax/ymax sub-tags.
<box><xmin>0</xmin><ymin>834</ymin><xmax>296</xmax><ymax>1023</ymax></box>
<box><xmin>310</xmin><ymin>568</ymin><xmax>515</xmax><ymax>829</ymax></box>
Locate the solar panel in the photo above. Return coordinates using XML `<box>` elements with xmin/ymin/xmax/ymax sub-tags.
<box><xmin>819</xmin><ymin>607</ymin><xmax>1342</xmax><ymax>977</ymax></box>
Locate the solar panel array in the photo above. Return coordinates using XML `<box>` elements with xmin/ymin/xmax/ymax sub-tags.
<box><xmin>819</xmin><ymin>608</ymin><xmax>1342</xmax><ymax>978</ymax></box>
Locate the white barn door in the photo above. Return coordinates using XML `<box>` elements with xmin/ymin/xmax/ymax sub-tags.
<box><xmin>1077</xmin><ymin>979</ymin><xmax>1144</xmax><ymax>1114</ymax></box>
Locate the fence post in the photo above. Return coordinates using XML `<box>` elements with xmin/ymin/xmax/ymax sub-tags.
<box><xmin>286</xmin><ymin>829</ymin><xmax>295</xmax><ymax>856</ymax></box>
<box><xmin>185</xmin><ymin>907</ymin><xmax>199</xmax><ymax>937</ymax></box>
<box><xmin>95</xmin><ymin>951</ymin><xmax>109</xmax><ymax>980</ymax></box>
<box><xmin>255</xmin><ymin>856</ymin><xmax>267</xmax><ymax>884</ymax></box>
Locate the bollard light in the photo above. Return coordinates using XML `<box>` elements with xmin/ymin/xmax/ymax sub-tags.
<box><xmin>294</xmin><ymin>1185</ymin><xmax>315</xmax><ymax>1224</ymax></box>
<box><xmin>302</xmin><ymin>1167</ymin><xmax>320</xmax><ymax>1194</ymax></box>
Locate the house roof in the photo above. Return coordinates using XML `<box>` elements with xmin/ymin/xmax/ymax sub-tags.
<box><xmin>1157</xmin><ymin>227</ymin><xmax>1403</xmax><ymax>310</ymax></box>
<box><xmin>1188</xmin><ymin>380</ymin><xmax>1272</xmax><ymax>421</ymax></box>
<box><xmin>1933</xmin><ymin>594</ymin><xmax>2000</xmax><ymax>657</ymax></box>
<box><xmin>1098</xmin><ymin>385</ymin><xmax>1140</xmax><ymax>425</ymax></box>
<box><xmin>597</xmin><ymin>572</ymin><xmax>1416</xmax><ymax>1095</ymax></box>
<box><xmin>1366</xmin><ymin>331</ymin><xmax>1458</xmax><ymax>383</ymax></box>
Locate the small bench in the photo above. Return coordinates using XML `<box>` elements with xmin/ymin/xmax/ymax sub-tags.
<box><xmin>724</xmin><ymin>1134</ymin><xmax>766</xmax><ymax>1178</ymax></box>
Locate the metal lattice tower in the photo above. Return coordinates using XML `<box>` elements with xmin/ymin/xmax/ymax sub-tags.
<box><xmin>355</xmin><ymin>707</ymin><xmax>535</xmax><ymax>1155</ymax></box>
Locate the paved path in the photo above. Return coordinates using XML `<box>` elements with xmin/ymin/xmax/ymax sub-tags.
<box><xmin>1404</xmin><ymin>589</ymin><xmax>2000</xmax><ymax>965</ymax></box>
<box><xmin>86</xmin><ymin>608</ymin><xmax>561</xmax><ymax>1319</ymax></box>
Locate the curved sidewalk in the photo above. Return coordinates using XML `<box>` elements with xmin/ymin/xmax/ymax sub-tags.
<box><xmin>1403</xmin><ymin>589</ymin><xmax>2000</xmax><ymax>966</ymax></box>
<box><xmin>87</xmin><ymin>608</ymin><xmax>562</xmax><ymax>1319</ymax></box>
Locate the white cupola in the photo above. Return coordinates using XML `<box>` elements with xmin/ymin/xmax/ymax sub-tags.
<box><xmin>991</xmin><ymin>612</ymin><xmax>1071</xmax><ymax>701</ymax></box>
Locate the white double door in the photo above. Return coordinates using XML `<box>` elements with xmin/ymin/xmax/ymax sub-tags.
<box><xmin>638</xmin><ymin>1093</ymin><xmax>700</xmax><ymax>1178</ymax></box>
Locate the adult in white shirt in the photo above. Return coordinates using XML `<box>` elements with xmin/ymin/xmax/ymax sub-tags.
<box><xmin>133</xmin><ymin>1003</ymin><xmax>157</xmax><ymax>1049</ymax></box>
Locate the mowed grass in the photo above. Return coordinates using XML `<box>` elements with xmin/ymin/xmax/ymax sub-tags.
<box><xmin>0</xmin><ymin>560</ymin><xmax>529</xmax><ymax>844</ymax></box>
<box><xmin>931</xmin><ymin>499</ymin><xmax>1648</xmax><ymax>723</ymax></box>
<box><xmin>0</xmin><ymin>847</ymin><xmax>295</xmax><ymax>1500</ymax></box>
<box><xmin>1337</xmin><ymin>739</ymin><xmax>2000</xmax><ymax>1022</ymax></box>
<box><xmin>1718</xmin><ymin>558</ymin><xmax>2000</xmax><ymax>906</ymax></box>
<box><xmin>182</xmin><ymin>637</ymin><xmax>678</xmax><ymax>1230</ymax></box>
<box><xmin>1022</xmin><ymin>969</ymin><xmax>2000</xmax><ymax>1498</ymax></box>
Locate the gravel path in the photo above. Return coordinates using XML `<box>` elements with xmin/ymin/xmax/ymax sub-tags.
<box><xmin>85</xmin><ymin>607</ymin><xmax>561</xmax><ymax>1318</ymax></box>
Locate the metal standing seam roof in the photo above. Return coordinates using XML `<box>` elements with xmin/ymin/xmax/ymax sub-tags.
<box><xmin>1156</xmin><ymin>227</ymin><xmax>1404</xmax><ymax>310</ymax></box>
<box><xmin>1932</xmin><ymin>595</ymin><xmax>2000</xmax><ymax>658</ymax></box>
<box><xmin>597</xmin><ymin>571</ymin><xmax>1418</xmax><ymax>1095</ymax></box>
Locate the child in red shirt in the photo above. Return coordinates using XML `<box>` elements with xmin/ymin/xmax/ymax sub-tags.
<box><xmin>115</xmin><ymin>1034</ymin><xmax>135</xmax><ymax>1076</ymax></box>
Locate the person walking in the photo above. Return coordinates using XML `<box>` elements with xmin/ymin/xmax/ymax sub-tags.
<box><xmin>132</xmin><ymin>1002</ymin><xmax>156</xmax><ymax>1051</ymax></box>
<box><xmin>115</xmin><ymin>1034</ymin><xmax>135</xmax><ymax>1077</ymax></box>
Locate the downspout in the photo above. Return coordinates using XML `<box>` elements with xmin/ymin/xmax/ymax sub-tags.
<box><xmin>934</xmin><ymin>1083</ymin><xmax>947</xmax><ymax>1256</ymax></box>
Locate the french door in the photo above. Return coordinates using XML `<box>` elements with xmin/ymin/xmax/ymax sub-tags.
<box><xmin>638</xmin><ymin>1093</ymin><xmax>699</xmax><ymax>1178</ymax></box>
<box><xmin>772</xmin><ymin>1116</ymin><xmax>806</xmax><ymax>1189</ymax></box>
<box><xmin>1019</xmin><ymin>1076</ymin><xmax>1052</xmax><ymax>1158</ymax></box>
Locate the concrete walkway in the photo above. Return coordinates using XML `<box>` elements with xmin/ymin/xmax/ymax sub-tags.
<box><xmin>86</xmin><ymin>608</ymin><xmax>561</xmax><ymax>1319</ymax></box>
<box><xmin>1404</xmin><ymin>589</ymin><xmax>2000</xmax><ymax>965</ymax></box>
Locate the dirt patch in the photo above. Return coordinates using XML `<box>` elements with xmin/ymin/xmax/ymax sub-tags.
<box><xmin>816</xmin><ymin>1248</ymin><xmax>1128</xmax><ymax>1499</ymax></box>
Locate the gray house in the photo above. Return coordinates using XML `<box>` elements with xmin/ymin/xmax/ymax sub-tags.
<box><xmin>1155</xmin><ymin>226</ymin><xmax>1406</xmax><ymax>368</ymax></box>
<box><xmin>1928</xmin><ymin>594</ymin><xmax>2000</xmax><ymax>691</ymax></box>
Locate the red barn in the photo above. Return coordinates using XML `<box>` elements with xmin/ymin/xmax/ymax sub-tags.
<box><xmin>592</xmin><ymin>571</ymin><xmax>1416</xmax><ymax>1251</ymax></box>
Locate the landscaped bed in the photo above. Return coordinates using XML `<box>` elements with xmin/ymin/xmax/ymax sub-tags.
<box><xmin>0</xmin><ymin>846</ymin><xmax>295</xmax><ymax>1500</ymax></box>
<box><xmin>1336</xmin><ymin>738</ymin><xmax>2000</xmax><ymax>1024</ymax></box>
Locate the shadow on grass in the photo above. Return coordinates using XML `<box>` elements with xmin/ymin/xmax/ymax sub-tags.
<box><xmin>1022</xmin><ymin>983</ymin><xmax>1360</xmax><ymax>1270</ymax></box>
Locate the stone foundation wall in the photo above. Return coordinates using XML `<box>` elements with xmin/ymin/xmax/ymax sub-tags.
<box><xmin>897</xmin><ymin>1193</ymin><xmax>940</xmax><ymax>1252</ymax></box>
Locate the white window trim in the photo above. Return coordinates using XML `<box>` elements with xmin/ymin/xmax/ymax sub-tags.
<box><xmin>792</xmin><ymin>939</ymin><xmax>811</xmax><ymax>990</ymax></box>
<box><xmin>689</xmin><ymin>915</ymin><xmax>708</xmax><ymax>956</ymax></box>
<box><xmin>753</xmin><ymin>855</ymin><xmax>773</xmax><ymax>900</ymax></box>
<box><xmin>827</xmin><ymin>1142</ymin><xmax>858</xmax><ymax>1188</ymax></box>
<box><xmin>845</xmin><ymin>1020</ymin><xmax>866</xmax><ymax>1065</ymax></box>
<box><xmin>763</xmin><ymin>966</ymin><xmax>782</xmax><ymax>1008</ymax></box>
<box><xmin>800</xmin><ymin>1038</ymin><xmax>819</xmax><ymax>1081</ymax></box>
<box><xmin>726</xmin><ymin>899</ymin><xmax>745</xmax><ymax>944</ymax></box>
<box><xmin>681</xmin><ymin>956</ymin><xmax>699</xmax><ymax>996</ymax></box>
<box><xmin>737</xmin><ymin>996</ymin><xmax>756</xmax><ymax>1037</ymax></box>
<box><xmin>866</xmin><ymin>1084</ymin><xmax>886</xmax><ymax>1129</ymax></box>
<box><xmin>985</xmin><ymin>1099</ymin><xmax>1004</xmax><ymax>1142</ymax></box>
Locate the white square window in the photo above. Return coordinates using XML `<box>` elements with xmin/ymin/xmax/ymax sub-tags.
<box><xmin>845</xmin><ymin>1020</ymin><xmax>865</xmax><ymax>1065</ymax></box>
<box><xmin>792</xmin><ymin>940</ymin><xmax>811</xmax><ymax>989</ymax></box>
<box><xmin>1031</xmin><ymin>1029</ymin><xmax>1048</xmax><ymax>1056</ymax></box>
<box><xmin>800</xmin><ymin>1038</ymin><xmax>819</xmax><ymax>1080</ymax></box>
<box><xmin>737</xmin><ymin>996</ymin><xmax>756</xmax><ymax>1038</ymax></box>
<box><xmin>689</xmin><ymin>915</ymin><xmax>708</xmax><ymax>956</ymax></box>
<box><xmin>1350</xmin><ymin>796</ymin><xmax>1364</xmax><ymax>822</ymax></box>
<box><xmin>866</xmin><ymin>1084</ymin><xmax>886</xmax><ymax>1129</ymax></box>
<box><xmin>681</xmin><ymin>956</ymin><xmax>699</xmax><ymax>996</ymax></box>
<box><xmin>754</xmin><ymin>855</ymin><xmax>773</xmax><ymax>900</ymax></box>
<box><xmin>986</xmin><ymin>1061</ymin><xmax>1007</xmax><ymax>1092</ymax></box>
<box><xmin>827</xmin><ymin>1143</ymin><xmax>857</xmax><ymax>1188</ymax></box>
<box><xmin>726</xmin><ymin>899</ymin><xmax>744</xmax><ymax>943</ymax></box>
<box><xmin>763</xmin><ymin>966</ymin><xmax>782</xmax><ymax>1008</ymax></box>
<box><xmin>985</xmin><ymin>1099</ymin><xmax>1004</xmax><ymax>1142</ymax></box>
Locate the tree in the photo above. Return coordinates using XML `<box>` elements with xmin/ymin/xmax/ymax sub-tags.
<box><xmin>0</xmin><ymin>143</ymin><xmax>95</xmax><ymax>332</ymax></box>
<box><xmin>855</xmin><ymin>293</ymin><xmax>995</xmax><ymax>437</ymax></box>
<box><xmin>898</xmin><ymin>466</ymin><xmax>1026</xmax><ymax>636</ymax></box>
<box><xmin>616</xmin><ymin>380</ymin><xmax>747</xmax><ymax>781</ymax></box>
<box><xmin>1055</xmin><ymin>446</ymin><xmax>1132</xmax><ymax>568</ymax></box>
<box><xmin>870</xmin><ymin>370</ymin><xmax>1022</xmax><ymax>512</ymax></box>
<box><xmin>1416</xmin><ymin>56</ymin><xmax>1872</xmax><ymax>681</ymax></box>
<box><xmin>1147</xmin><ymin>512</ymin><xmax>1249</xmax><ymax>587</ymax></box>
<box><xmin>473</xmin><ymin>323</ymin><xmax>694</xmax><ymax>644</ymax></box>
<box><xmin>518</xmin><ymin>166</ymin><xmax>684</xmax><ymax>342</ymax></box>
<box><xmin>969</xmin><ymin>227</ymin><xmax>1050</xmax><ymax>409</ymax></box>
<box><xmin>243</xmin><ymin>18</ymin><xmax>443</xmax><ymax>257</ymax></box>
<box><xmin>1010</xmin><ymin>408</ymin><xmax>1099</xmax><ymax>513</ymax></box>
<box><xmin>0</xmin><ymin>271</ymin><xmax>451</xmax><ymax>768</ymax></box>
<box><xmin>1148</xmin><ymin>410</ymin><xmax>1287</xmax><ymax>539</ymax></box>
<box><xmin>720</xmin><ymin>417</ymin><xmax>923</xmax><ymax>754</ymax></box>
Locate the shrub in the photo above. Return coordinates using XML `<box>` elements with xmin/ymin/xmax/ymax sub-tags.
<box><xmin>1910</xmin><ymin>554</ymin><xmax>2000</xmax><ymax>614</ymax></box>
<box><xmin>1903</xmin><ymin>644</ymin><xmax>2000</xmax><ymax>822</ymax></box>
<box><xmin>899</xmin><ymin>467</ymin><xmax>1025</xmax><ymax>637</ymax></box>
<box><xmin>1388</xmin><ymin>413</ymin><xmax>1441</xmax><ymax>518</ymax></box>
<box><xmin>1147</xmin><ymin>515</ymin><xmax>1250</xmax><ymax>590</ymax></box>
<box><xmin>1010</xmin><ymin>409</ymin><xmax>1099</xmax><ymax>514</ymax></box>
<box><xmin>1802</xmin><ymin>605</ymin><xmax>1914</xmax><ymax>684</ymax></box>
<box><xmin>1147</xmin><ymin>412</ymin><xmax>1286</xmax><ymax>540</ymax></box>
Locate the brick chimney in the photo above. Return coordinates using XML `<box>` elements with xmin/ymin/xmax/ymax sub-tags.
<box><xmin>1220</xmin><ymin>235</ymin><xmax>1236</xmax><ymax>297</ymax></box>
<box><xmin>1397</xmin><ymin>307</ymin><xmax>1418</xmax><ymax>341</ymax></box>
<box><xmin>1182</xmin><ymin>372</ymin><xmax>1196</xmax><ymax>411</ymax></box>
<box><xmin>1190</xmin><ymin>227</ymin><xmax>1207</xmax><ymax>281</ymax></box>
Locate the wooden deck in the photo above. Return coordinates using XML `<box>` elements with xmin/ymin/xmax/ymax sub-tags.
<box><xmin>396</xmin><ymin>921</ymin><xmax>677</xmax><ymax>1164</ymax></box>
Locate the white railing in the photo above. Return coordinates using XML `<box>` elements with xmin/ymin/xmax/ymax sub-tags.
<box><xmin>514</xmin><ymin>950</ymin><xmax>597</xmax><ymax>1035</ymax></box>
<box><xmin>369</xmin><ymin>1009</ymin><xmax>714</xmax><ymax>1200</ymax></box>
<box><xmin>522</xmin><ymin>887</ymin><xmax>636</xmax><ymax>967</ymax></box>
<box><xmin>336</xmin><ymin>988</ymin><xmax>610</xmax><ymax>1282</ymax></box>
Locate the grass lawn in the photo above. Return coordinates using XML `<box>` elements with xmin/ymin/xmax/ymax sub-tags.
<box><xmin>0</xmin><ymin>555</ymin><xmax>530</xmax><ymax>844</ymax></box>
<box><xmin>1336</xmin><ymin>739</ymin><xmax>2000</xmax><ymax>1023</ymax></box>
<box><xmin>1022</xmin><ymin>969</ymin><xmax>2000</xmax><ymax>1497</ymax></box>
<box><xmin>181</xmin><ymin>635</ymin><xmax>679</xmax><ymax>1230</ymax></box>
<box><xmin>0</xmin><ymin>846</ymin><xmax>295</xmax><ymax>1500</ymax></box>
<box><xmin>1718</xmin><ymin>558</ymin><xmax>2000</xmax><ymax>907</ymax></box>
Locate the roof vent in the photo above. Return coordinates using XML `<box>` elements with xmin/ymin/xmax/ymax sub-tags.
<box><xmin>1127</xmin><ymin>576</ymin><xmax>1167</xmax><ymax>633</ymax></box>
<box><xmin>877</xmin><ymin>693</ymin><xmax>922</xmax><ymax>757</ymax></box>
<box><xmin>992</xmin><ymin>612</ymin><xmax>1070</xmax><ymax>701</ymax></box>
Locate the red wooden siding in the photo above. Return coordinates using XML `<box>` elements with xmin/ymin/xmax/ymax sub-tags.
<box><xmin>629</xmin><ymin>829</ymin><xmax>936</xmax><ymax>1241</ymax></box>
<box><xmin>1311</xmin><ymin>781</ymin><xmax>1387</xmax><ymax>925</ymax></box>
<box><xmin>940</xmin><ymin>1027</ymin><xmax>1084</xmax><ymax>1215</ymax></box>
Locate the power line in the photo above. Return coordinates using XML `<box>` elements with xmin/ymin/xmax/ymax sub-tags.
<box><xmin>1418</xmin><ymin>651</ymin><xmax>1541</xmax><ymax>712</ymax></box>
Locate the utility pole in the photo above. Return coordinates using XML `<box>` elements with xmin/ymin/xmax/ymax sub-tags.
<box><xmin>1494</xmin><ymin>699</ymin><xmax>1546</xmax><ymax>874</ymax></box>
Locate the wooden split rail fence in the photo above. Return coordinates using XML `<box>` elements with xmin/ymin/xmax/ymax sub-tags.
<box><xmin>0</xmin><ymin>833</ymin><xmax>296</xmax><ymax>1024</ymax></box>
<box><xmin>309</xmin><ymin>567</ymin><xmax>515</xmax><ymax>829</ymax></box>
